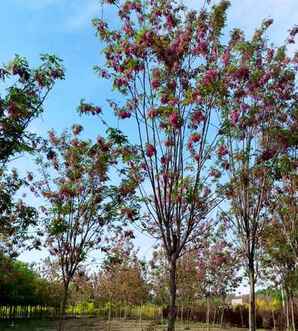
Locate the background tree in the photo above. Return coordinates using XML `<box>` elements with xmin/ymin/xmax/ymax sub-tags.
<box><xmin>149</xmin><ymin>248</ymin><xmax>170</xmax><ymax>306</ymax></box>
<box><xmin>31</xmin><ymin>125</ymin><xmax>137</xmax><ymax>330</ymax></box>
<box><xmin>196</xmin><ymin>225</ymin><xmax>241</xmax><ymax>327</ymax></box>
<box><xmin>0</xmin><ymin>252</ymin><xmax>59</xmax><ymax>317</ymax></box>
<box><xmin>0</xmin><ymin>54</ymin><xmax>64</xmax><ymax>253</ymax></box>
<box><xmin>0</xmin><ymin>169</ymin><xmax>37</xmax><ymax>256</ymax></box>
<box><xmin>261</xmin><ymin>216</ymin><xmax>297</xmax><ymax>331</ymax></box>
<box><xmin>262</xmin><ymin>148</ymin><xmax>298</xmax><ymax>331</ymax></box>
<box><xmin>0</xmin><ymin>54</ymin><xmax>64</xmax><ymax>164</ymax></box>
<box><xmin>93</xmin><ymin>1</ymin><xmax>231</xmax><ymax>329</ymax></box>
<box><xmin>218</xmin><ymin>20</ymin><xmax>298</xmax><ymax>331</ymax></box>
<box><xmin>94</xmin><ymin>236</ymin><xmax>149</xmax><ymax>308</ymax></box>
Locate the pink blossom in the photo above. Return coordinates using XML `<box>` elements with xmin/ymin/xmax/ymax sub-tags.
<box><xmin>168</xmin><ymin>112</ymin><xmax>182</xmax><ymax>129</ymax></box>
<box><xmin>230</xmin><ymin>110</ymin><xmax>240</xmax><ymax>126</ymax></box>
<box><xmin>203</xmin><ymin>69</ymin><xmax>218</xmax><ymax>86</ymax></box>
<box><xmin>147</xmin><ymin>108</ymin><xmax>158</xmax><ymax>118</ymax></box>
<box><xmin>191</xmin><ymin>110</ymin><xmax>205</xmax><ymax>126</ymax></box>
<box><xmin>146</xmin><ymin>144</ymin><xmax>156</xmax><ymax>157</ymax></box>
<box><xmin>233</xmin><ymin>67</ymin><xmax>249</xmax><ymax>81</ymax></box>
<box><xmin>189</xmin><ymin>133</ymin><xmax>201</xmax><ymax>143</ymax></box>
<box><xmin>161</xmin><ymin>155</ymin><xmax>169</xmax><ymax>165</ymax></box>
<box><xmin>160</xmin><ymin>94</ymin><xmax>169</xmax><ymax>104</ymax></box>
<box><xmin>118</xmin><ymin>111</ymin><xmax>131</xmax><ymax>119</ymax></box>
<box><xmin>217</xmin><ymin>144</ymin><xmax>228</xmax><ymax>157</ymax></box>
<box><xmin>123</xmin><ymin>23</ymin><xmax>134</xmax><ymax>36</ymax></box>
<box><xmin>194</xmin><ymin>153</ymin><xmax>200</xmax><ymax>162</ymax></box>
<box><xmin>210</xmin><ymin>169</ymin><xmax>221</xmax><ymax>178</ymax></box>
<box><xmin>193</xmin><ymin>40</ymin><xmax>208</xmax><ymax>55</ymax></box>
<box><xmin>114</xmin><ymin>77</ymin><xmax>128</xmax><ymax>88</ymax></box>
<box><xmin>166</xmin><ymin>15</ymin><xmax>175</xmax><ymax>29</ymax></box>
<box><xmin>152</xmin><ymin>79</ymin><xmax>160</xmax><ymax>89</ymax></box>
<box><xmin>222</xmin><ymin>50</ymin><xmax>230</xmax><ymax>66</ymax></box>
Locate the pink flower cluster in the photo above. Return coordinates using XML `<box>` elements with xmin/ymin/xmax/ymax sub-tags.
<box><xmin>203</xmin><ymin>69</ymin><xmax>218</xmax><ymax>86</ymax></box>
<box><xmin>168</xmin><ymin>112</ymin><xmax>182</xmax><ymax>129</ymax></box>
<box><xmin>146</xmin><ymin>144</ymin><xmax>156</xmax><ymax>158</ymax></box>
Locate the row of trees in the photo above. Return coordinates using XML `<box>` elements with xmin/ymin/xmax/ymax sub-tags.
<box><xmin>0</xmin><ymin>0</ymin><xmax>297</xmax><ymax>330</ymax></box>
<box><xmin>1</xmin><ymin>234</ymin><xmax>296</xmax><ymax>329</ymax></box>
<box><xmin>0</xmin><ymin>252</ymin><xmax>63</xmax><ymax>312</ymax></box>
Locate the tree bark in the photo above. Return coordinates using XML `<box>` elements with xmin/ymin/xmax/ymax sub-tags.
<box><xmin>168</xmin><ymin>257</ymin><xmax>177</xmax><ymax>331</ymax></box>
<box><xmin>248</xmin><ymin>257</ymin><xmax>256</xmax><ymax>331</ymax></box>
<box><xmin>271</xmin><ymin>309</ymin><xmax>276</xmax><ymax>331</ymax></box>
<box><xmin>286</xmin><ymin>298</ymin><xmax>290</xmax><ymax>331</ymax></box>
<box><xmin>206</xmin><ymin>295</ymin><xmax>210</xmax><ymax>329</ymax></box>
<box><xmin>290</xmin><ymin>293</ymin><xmax>295</xmax><ymax>331</ymax></box>
<box><xmin>220</xmin><ymin>307</ymin><xmax>225</xmax><ymax>328</ymax></box>
<box><xmin>58</xmin><ymin>281</ymin><xmax>70</xmax><ymax>331</ymax></box>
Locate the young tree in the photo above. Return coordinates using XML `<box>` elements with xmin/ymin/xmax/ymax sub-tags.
<box><xmin>261</xmin><ymin>217</ymin><xmax>297</xmax><ymax>331</ymax></box>
<box><xmin>149</xmin><ymin>248</ymin><xmax>171</xmax><ymax>306</ymax></box>
<box><xmin>31</xmin><ymin>126</ymin><xmax>137</xmax><ymax>330</ymax></box>
<box><xmin>150</xmin><ymin>248</ymin><xmax>200</xmax><ymax>307</ymax></box>
<box><xmin>218</xmin><ymin>21</ymin><xmax>298</xmax><ymax>331</ymax></box>
<box><xmin>93</xmin><ymin>1</ymin><xmax>231</xmax><ymax>329</ymax></box>
<box><xmin>94</xmin><ymin>236</ymin><xmax>149</xmax><ymax>307</ymax></box>
<box><xmin>0</xmin><ymin>54</ymin><xmax>64</xmax><ymax>252</ymax></box>
<box><xmin>0</xmin><ymin>169</ymin><xmax>37</xmax><ymax>256</ymax></box>
<box><xmin>196</xmin><ymin>226</ymin><xmax>241</xmax><ymax>326</ymax></box>
<box><xmin>263</xmin><ymin>149</ymin><xmax>298</xmax><ymax>330</ymax></box>
<box><xmin>0</xmin><ymin>54</ymin><xmax>64</xmax><ymax>164</ymax></box>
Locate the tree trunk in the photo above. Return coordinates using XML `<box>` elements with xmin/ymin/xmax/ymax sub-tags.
<box><xmin>220</xmin><ymin>296</ymin><xmax>226</xmax><ymax>328</ymax></box>
<box><xmin>168</xmin><ymin>257</ymin><xmax>177</xmax><ymax>331</ymax></box>
<box><xmin>212</xmin><ymin>307</ymin><xmax>217</xmax><ymax>325</ymax></box>
<box><xmin>286</xmin><ymin>298</ymin><xmax>290</xmax><ymax>331</ymax></box>
<box><xmin>220</xmin><ymin>307</ymin><xmax>225</xmax><ymax>328</ymax></box>
<box><xmin>285</xmin><ymin>288</ymin><xmax>290</xmax><ymax>331</ymax></box>
<box><xmin>58</xmin><ymin>281</ymin><xmax>69</xmax><ymax>331</ymax></box>
<box><xmin>206</xmin><ymin>295</ymin><xmax>210</xmax><ymax>329</ymax></box>
<box><xmin>248</xmin><ymin>257</ymin><xmax>256</xmax><ymax>331</ymax></box>
<box><xmin>271</xmin><ymin>309</ymin><xmax>276</xmax><ymax>330</ymax></box>
<box><xmin>139</xmin><ymin>304</ymin><xmax>143</xmax><ymax>327</ymax></box>
<box><xmin>180</xmin><ymin>304</ymin><xmax>183</xmax><ymax>322</ymax></box>
<box><xmin>290</xmin><ymin>294</ymin><xmax>295</xmax><ymax>331</ymax></box>
<box><xmin>282</xmin><ymin>286</ymin><xmax>289</xmax><ymax>330</ymax></box>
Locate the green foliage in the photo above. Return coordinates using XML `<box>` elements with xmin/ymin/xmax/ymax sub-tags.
<box><xmin>0</xmin><ymin>253</ymin><xmax>61</xmax><ymax>307</ymax></box>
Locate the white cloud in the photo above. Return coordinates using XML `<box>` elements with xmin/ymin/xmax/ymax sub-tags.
<box><xmin>187</xmin><ymin>0</ymin><xmax>298</xmax><ymax>45</ymax></box>
<box><xmin>65</xmin><ymin>0</ymin><xmax>100</xmax><ymax>30</ymax></box>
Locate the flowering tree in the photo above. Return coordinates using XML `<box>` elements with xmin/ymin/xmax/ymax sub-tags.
<box><xmin>31</xmin><ymin>126</ymin><xmax>137</xmax><ymax>330</ymax></box>
<box><xmin>0</xmin><ymin>54</ymin><xmax>64</xmax><ymax>253</ymax></box>
<box><xmin>217</xmin><ymin>21</ymin><xmax>298</xmax><ymax>331</ymax></box>
<box><xmin>0</xmin><ymin>169</ymin><xmax>37</xmax><ymax>256</ymax></box>
<box><xmin>0</xmin><ymin>54</ymin><xmax>64</xmax><ymax>164</ymax></box>
<box><xmin>93</xmin><ymin>1</ymin><xmax>232</xmax><ymax>328</ymax></box>
<box><xmin>150</xmin><ymin>229</ymin><xmax>240</xmax><ymax>326</ymax></box>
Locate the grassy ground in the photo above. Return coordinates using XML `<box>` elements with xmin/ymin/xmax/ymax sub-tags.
<box><xmin>0</xmin><ymin>318</ymin><xmax>248</xmax><ymax>331</ymax></box>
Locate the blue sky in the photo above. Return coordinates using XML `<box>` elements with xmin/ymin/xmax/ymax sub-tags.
<box><xmin>1</xmin><ymin>0</ymin><xmax>297</xmax><ymax>288</ymax></box>
<box><xmin>1</xmin><ymin>0</ymin><xmax>297</xmax><ymax>145</ymax></box>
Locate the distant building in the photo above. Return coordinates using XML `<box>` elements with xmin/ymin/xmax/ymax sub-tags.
<box><xmin>230</xmin><ymin>295</ymin><xmax>249</xmax><ymax>306</ymax></box>
<box><xmin>231</xmin><ymin>297</ymin><xmax>244</xmax><ymax>306</ymax></box>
